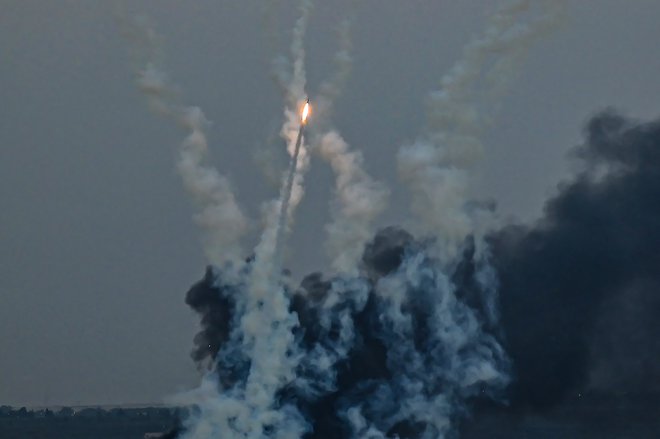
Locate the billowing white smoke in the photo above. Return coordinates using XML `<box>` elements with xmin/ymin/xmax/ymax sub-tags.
<box><xmin>120</xmin><ymin>16</ymin><xmax>248</xmax><ymax>267</ymax></box>
<box><xmin>397</xmin><ymin>0</ymin><xmax>565</xmax><ymax>262</ymax></box>
<box><xmin>183</xmin><ymin>226</ymin><xmax>511</xmax><ymax>438</ymax></box>
<box><xmin>309</xmin><ymin>12</ymin><xmax>390</xmax><ymax>275</ymax></box>
<box><xmin>361</xmin><ymin>250</ymin><xmax>508</xmax><ymax>437</ymax></box>
<box><xmin>318</xmin><ymin>131</ymin><xmax>388</xmax><ymax>275</ymax></box>
<box><xmin>176</xmin><ymin>107</ymin><xmax>249</xmax><ymax>267</ymax></box>
<box><xmin>313</xmin><ymin>13</ymin><xmax>391</xmax><ymax>275</ymax></box>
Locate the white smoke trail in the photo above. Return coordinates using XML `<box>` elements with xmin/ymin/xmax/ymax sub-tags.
<box><xmin>180</xmin><ymin>2</ymin><xmax>317</xmax><ymax>437</ymax></box>
<box><xmin>319</xmin><ymin>131</ymin><xmax>389</xmax><ymax>275</ymax></box>
<box><xmin>397</xmin><ymin>0</ymin><xmax>565</xmax><ymax>261</ymax></box>
<box><xmin>240</xmin><ymin>0</ymin><xmax>314</xmax><ymax>405</ymax></box>
<box><xmin>263</xmin><ymin>1</ymin><xmax>387</xmax><ymax>274</ymax></box>
<box><xmin>263</xmin><ymin>0</ymin><xmax>350</xmax><ymax>124</ymax></box>
<box><xmin>310</xmin><ymin>12</ymin><xmax>390</xmax><ymax>275</ymax></box>
<box><xmin>120</xmin><ymin>16</ymin><xmax>248</xmax><ymax>267</ymax></box>
<box><xmin>263</xmin><ymin>0</ymin><xmax>313</xmax><ymax>261</ymax></box>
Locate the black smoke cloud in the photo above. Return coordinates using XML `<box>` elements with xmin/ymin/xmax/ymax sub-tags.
<box><xmin>182</xmin><ymin>111</ymin><xmax>660</xmax><ymax>436</ymax></box>
<box><xmin>490</xmin><ymin>110</ymin><xmax>660</xmax><ymax>409</ymax></box>
<box><xmin>185</xmin><ymin>267</ymin><xmax>234</xmax><ymax>368</ymax></box>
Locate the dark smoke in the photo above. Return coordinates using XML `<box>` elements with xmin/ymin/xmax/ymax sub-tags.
<box><xmin>489</xmin><ymin>110</ymin><xmax>660</xmax><ymax>409</ymax></box>
<box><xmin>185</xmin><ymin>265</ymin><xmax>250</xmax><ymax>388</ymax></box>
<box><xmin>185</xmin><ymin>266</ymin><xmax>234</xmax><ymax>368</ymax></box>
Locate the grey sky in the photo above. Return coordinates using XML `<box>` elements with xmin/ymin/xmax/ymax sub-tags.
<box><xmin>1</xmin><ymin>0</ymin><xmax>659</xmax><ymax>406</ymax></box>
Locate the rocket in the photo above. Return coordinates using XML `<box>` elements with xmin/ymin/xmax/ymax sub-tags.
<box><xmin>289</xmin><ymin>98</ymin><xmax>310</xmax><ymax>176</ymax></box>
<box><xmin>301</xmin><ymin>98</ymin><xmax>310</xmax><ymax>125</ymax></box>
<box><xmin>293</xmin><ymin>100</ymin><xmax>309</xmax><ymax>159</ymax></box>
<box><xmin>293</xmin><ymin>98</ymin><xmax>310</xmax><ymax>155</ymax></box>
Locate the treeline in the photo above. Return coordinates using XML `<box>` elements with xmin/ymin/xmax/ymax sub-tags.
<box><xmin>0</xmin><ymin>405</ymin><xmax>177</xmax><ymax>420</ymax></box>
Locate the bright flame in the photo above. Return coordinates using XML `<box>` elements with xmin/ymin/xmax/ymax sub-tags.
<box><xmin>301</xmin><ymin>101</ymin><xmax>310</xmax><ymax>124</ymax></box>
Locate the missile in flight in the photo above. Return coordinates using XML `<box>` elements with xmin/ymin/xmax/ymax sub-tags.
<box><xmin>301</xmin><ymin>98</ymin><xmax>310</xmax><ymax>125</ymax></box>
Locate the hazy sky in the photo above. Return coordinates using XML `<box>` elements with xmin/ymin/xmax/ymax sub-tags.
<box><xmin>1</xmin><ymin>0</ymin><xmax>659</xmax><ymax>407</ymax></box>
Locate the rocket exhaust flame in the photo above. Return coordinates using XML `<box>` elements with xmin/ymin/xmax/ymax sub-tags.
<box><xmin>301</xmin><ymin>100</ymin><xmax>310</xmax><ymax>124</ymax></box>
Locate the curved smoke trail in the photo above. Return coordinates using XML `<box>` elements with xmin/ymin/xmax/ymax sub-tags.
<box><xmin>397</xmin><ymin>0</ymin><xmax>565</xmax><ymax>262</ymax></box>
<box><xmin>318</xmin><ymin>131</ymin><xmax>389</xmax><ymax>275</ymax></box>
<box><xmin>310</xmin><ymin>12</ymin><xmax>390</xmax><ymax>275</ymax></box>
<box><xmin>119</xmin><ymin>15</ymin><xmax>248</xmax><ymax>267</ymax></box>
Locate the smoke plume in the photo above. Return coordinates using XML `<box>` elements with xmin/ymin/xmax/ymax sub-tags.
<box><xmin>264</xmin><ymin>1</ymin><xmax>388</xmax><ymax>275</ymax></box>
<box><xmin>489</xmin><ymin>110</ymin><xmax>660</xmax><ymax>409</ymax></box>
<box><xmin>183</xmin><ymin>226</ymin><xmax>509</xmax><ymax>438</ymax></box>
<box><xmin>119</xmin><ymin>16</ymin><xmax>248</xmax><ymax>266</ymax></box>
<box><xmin>309</xmin><ymin>9</ymin><xmax>391</xmax><ymax>275</ymax></box>
<box><xmin>310</xmin><ymin>11</ymin><xmax>391</xmax><ymax>276</ymax></box>
<box><xmin>397</xmin><ymin>0</ymin><xmax>565</xmax><ymax>262</ymax></box>
<box><xmin>318</xmin><ymin>131</ymin><xmax>389</xmax><ymax>275</ymax></box>
<box><xmin>263</xmin><ymin>1</ymin><xmax>388</xmax><ymax>275</ymax></box>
